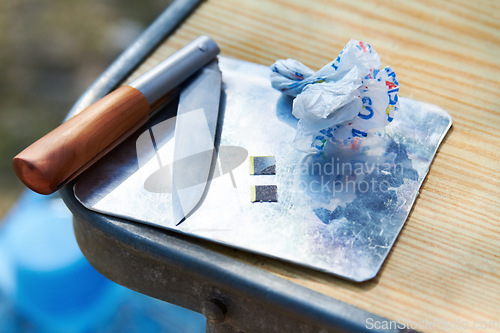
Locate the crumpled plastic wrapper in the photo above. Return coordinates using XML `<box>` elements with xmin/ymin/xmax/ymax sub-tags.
<box><xmin>270</xmin><ymin>39</ymin><xmax>400</xmax><ymax>152</ymax></box>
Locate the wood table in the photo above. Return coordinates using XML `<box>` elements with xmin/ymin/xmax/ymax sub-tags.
<box><xmin>69</xmin><ymin>0</ymin><xmax>500</xmax><ymax>332</ymax></box>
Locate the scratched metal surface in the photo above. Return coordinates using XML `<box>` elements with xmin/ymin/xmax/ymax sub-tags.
<box><xmin>74</xmin><ymin>57</ymin><xmax>452</xmax><ymax>282</ymax></box>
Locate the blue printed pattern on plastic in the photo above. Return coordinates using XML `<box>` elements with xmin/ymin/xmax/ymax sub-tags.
<box><xmin>270</xmin><ymin>40</ymin><xmax>400</xmax><ymax>153</ymax></box>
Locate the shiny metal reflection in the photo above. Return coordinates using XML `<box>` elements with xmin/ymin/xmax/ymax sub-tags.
<box><xmin>75</xmin><ymin>57</ymin><xmax>452</xmax><ymax>281</ymax></box>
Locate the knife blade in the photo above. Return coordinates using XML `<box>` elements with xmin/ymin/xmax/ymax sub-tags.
<box><xmin>12</xmin><ymin>36</ymin><xmax>219</xmax><ymax>195</ymax></box>
<box><xmin>171</xmin><ymin>60</ymin><xmax>222</xmax><ymax>225</ymax></box>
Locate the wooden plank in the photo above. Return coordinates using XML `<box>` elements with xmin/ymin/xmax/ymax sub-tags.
<box><xmin>127</xmin><ymin>0</ymin><xmax>500</xmax><ymax>331</ymax></box>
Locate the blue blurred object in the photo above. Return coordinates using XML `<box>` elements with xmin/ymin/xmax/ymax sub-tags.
<box><xmin>0</xmin><ymin>190</ymin><xmax>205</xmax><ymax>333</ymax></box>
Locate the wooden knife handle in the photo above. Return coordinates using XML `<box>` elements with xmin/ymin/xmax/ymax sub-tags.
<box><xmin>13</xmin><ymin>85</ymin><xmax>151</xmax><ymax>195</ymax></box>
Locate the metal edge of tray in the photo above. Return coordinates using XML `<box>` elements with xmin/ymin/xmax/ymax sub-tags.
<box><xmin>60</xmin><ymin>2</ymin><xmax>409</xmax><ymax>332</ymax></box>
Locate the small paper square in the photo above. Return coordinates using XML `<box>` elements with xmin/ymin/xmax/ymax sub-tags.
<box><xmin>251</xmin><ymin>185</ymin><xmax>278</xmax><ymax>202</ymax></box>
<box><xmin>249</xmin><ymin>156</ymin><xmax>276</xmax><ymax>175</ymax></box>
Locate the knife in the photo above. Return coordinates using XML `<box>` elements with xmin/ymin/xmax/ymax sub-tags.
<box><xmin>12</xmin><ymin>36</ymin><xmax>220</xmax><ymax>195</ymax></box>
<box><xmin>171</xmin><ymin>60</ymin><xmax>222</xmax><ymax>225</ymax></box>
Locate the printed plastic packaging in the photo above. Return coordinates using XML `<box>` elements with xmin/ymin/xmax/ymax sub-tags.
<box><xmin>270</xmin><ymin>40</ymin><xmax>400</xmax><ymax>152</ymax></box>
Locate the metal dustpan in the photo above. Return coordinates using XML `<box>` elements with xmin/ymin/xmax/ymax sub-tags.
<box><xmin>75</xmin><ymin>56</ymin><xmax>452</xmax><ymax>282</ymax></box>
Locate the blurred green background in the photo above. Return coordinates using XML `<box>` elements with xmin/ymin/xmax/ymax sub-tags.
<box><xmin>0</xmin><ymin>0</ymin><xmax>170</xmax><ymax>217</ymax></box>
